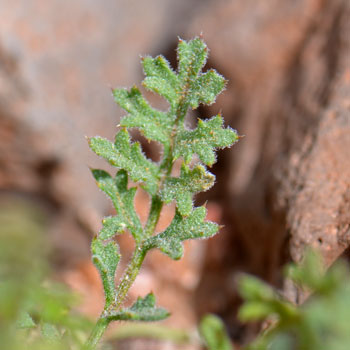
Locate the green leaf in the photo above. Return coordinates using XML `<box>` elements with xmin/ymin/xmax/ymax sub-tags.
<box><xmin>144</xmin><ymin>206</ymin><xmax>218</xmax><ymax>260</ymax></box>
<box><xmin>16</xmin><ymin>312</ymin><xmax>36</xmax><ymax>329</ymax></box>
<box><xmin>238</xmin><ymin>275</ymin><xmax>276</xmax><ymax>301</ymax></box>
<box><xmin>199</xmin><ymin>314</ymin><xmax>233</xmax><ymax>350</ymax></box>
<box><xmin>99</xmin><ymin>216</ymin><xmax>126</xmax><ymax>240</ymax></box>
<box><xmin>108</xmin><ymin>293</ymin><xmax>169</xmax><ymax>322</ymax></box>
<box><xmin>41</xmin><ymin>322</ymin><xmax>61</xmax><ymax>342</ymax></box>
<box><xmin>177</xmin><ymin>37</ymin><xmax>208</xmax><ymax>83</ymax></box>
<box><xmin>142</xmin><ymin>56</ymin><xmax>180</xmax><ymax>108</ymax></box>
<box><xmin>92</xmin><ymin>169</ymin><xmax>143</xmax><ymax>242</ymax></box>
<box><xmin>238</xmin><ymin>301</ymin><xmax>278</xmax><ymax>322</ymax></box>
<box><xmin>160</xmin><ymin>164</ymin><xmax>215</xmax><ymax>216</ymax></box>
<box><xmin>92</xmin><ymin>238</ymin><xmax>120</xmax><ymax>306</ymax></box>
<box><xmin>176</xmin><ymin>38</ymin><xmax>226</xmax><ymax>111</ymax></box>
<box><xmin>114</xmin><ymin>87</ymin><xmax>173</xmax><ymax>144</ymax></box>
<box><xmin>237</xmin><ymin>275</ymin><xmax>298</xmax><ymax>322</ymax></box>
<box><xmin>286</xmin><ymin>249</ymin><xmax>326</xmax><ymax>292</ymax></box>
<box><xmin>89</xmin><ymin>129</ymin><xmax>159</xmax><ymax>194</ymax></box>
<box><xmin>187</xmin><ymin>69</ymin><xmax>226</xmax><ymax>109</ymax></box>
<box><xmin>174</xmin><ymin>115</ymin><xmax>238</xmax><ymax>166</ymax></box>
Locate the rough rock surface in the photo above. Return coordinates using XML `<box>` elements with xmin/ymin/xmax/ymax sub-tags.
<box><xmin>186</xmin><ymin>0</ymin><xmax>350</xmax><ymax>340</ymax></box>
<box><xmin>1</xmin><ymin>0</ymin><xmax>349</xmax><ymax>346</ymax></box>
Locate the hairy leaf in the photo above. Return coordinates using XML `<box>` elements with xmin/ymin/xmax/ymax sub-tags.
<box><xmin>92</xmin><ymin>169</ymin><xmax>143</xmax><ymax>242</ymax></box>
<box><xmin>89</xmin><ymin>129</ymin><xmax>159</xmax><ymax>194</ymax></box>
<box><xmin>92</xmin><ymin>238</ymin><xmax>120</xmax><ymax>306</ymax></box>
<box><xmin>177</xmin><ymin>38</ymin><xmax>208</xmax><ymax>83</ymax></box>
<box><xmin>114</xmin><ymin>87</ymin><xmax>173</xmax><ymax>144</ymax></box>
<box><xmin>174</xmin><ymin>115</ymin><xmax>238</xmax><ymax>166</ymax></box>
<box><xmin>108</xmin><ymin>293</ymin><xmax>169</xmax><ymax>322</ymax></box>
<box><xmin>176</xmin><ymin>38</ymin><xmax>225</xmax><ymax>110</ymax></box>
<box><xmin>142</xmin><ymin>56</ymin><xmax>180</xmax><ymax>108</ymax></box>
<box><xmin>161</xmin><ymin>164</ymin><xmax>215</xmax><ymax>216</ymax></box>
<box><xmin>144</xmin><ymin>207</ymin><xmax>218</xmax><ymax>260</ymax></box>
<box><xmin>187</xmin><ymin>69</ymin><xmax>226</xmax><ymax>109</ymax></box>
<box><xmin>99</xmin><ymin>216</ymin><xmax>126</xmax><ymax>240</ymax></box>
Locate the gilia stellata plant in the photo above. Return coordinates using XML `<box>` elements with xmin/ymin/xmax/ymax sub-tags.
<box><xmin>84</xmin><ymin>37</ymin><xmax>239</xmax><ymax>349</ymax></box>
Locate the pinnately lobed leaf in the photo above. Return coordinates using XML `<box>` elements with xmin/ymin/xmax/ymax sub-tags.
<box><xmin>142</xmin><ymin>55</ymin><xmax>181</xmax><ymax>109</ymax></box>
<box><xmin>161</xmin><ymin>164</ymin><xmax>215</xmax><ymax>216</ymax></box>
<box><xmin>114</xmin><ymin>86</ymin><xmax>174</xmax><ymax>145</ymax></box>
<box><xmin>89</xmin><ymin>129</ymin><xmax>159</xmax><ymax>195</ymax></box>
<box><xmin>92</xmin><ymin>169</ymin><xmax>143</xmax><ymax>242</ymax></box>
<box><xmin>174</xmin><ymin>115</ymin><xmax>238</xmax><ymax>166</ymax></box>
<box><xmin>144</xmin><ymin>207</ymin><xmax>218</xmax><ymax>260</ymax></box>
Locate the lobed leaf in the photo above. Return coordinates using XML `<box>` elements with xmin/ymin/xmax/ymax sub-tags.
<box><xmin>177</xmin><ymin>37</ymin><xmax>208</xmax><ymax>83</ymax></box>
<box><xmin>114</xmin><ymin>87</ymin><xmax>173</xmax><ymax>144</ymax></box>
<box><xmin>89</xmin><ymin>129</ymin><xmax>159</xmax><ymax>194</ymax></box>
<box><xmin>187</xmin><ymin>69</ymin><xmax>226</xmax><ymax>109</ymax></box>
<box><xmin>142</xmin><ymin>56</ymin><xmax>181</xmax><ymax>108</ymax></box>
<box><xmin>99</xmin><ymin>216</ymin><xmax>126</xmax><ymax>240</ymax></box>
<box><xmin>92</xmin><ymin>238</ymin><xmax>120</xmax><ymax>306</ymax></box>
<box><xmin>176</xmin><ymin>38</ymin><xmax>226</xmax><ymax>111</ymax></box>
<box><xmin>174</xmin><ymin>115</ymin><xmax>239</xmax><ymax>166</ymax></box>
<box><xmin>108</xmin><ymin>293</ymin><xmax>169</xmax><ymax>322</ymax></box>
<box><xmin>160</xmin><ymin>164</ymin><xmax>215</xmax><ymax>216</ymax></box>
<box><xmin>92</xmin><ymin>169</ymin><xmax>143</xmax><ymax>242</ymax></box>
<box><xmin>144</xmin><ymin>206</ymin><xmax>218</xmax><ymax>260</ymax></box>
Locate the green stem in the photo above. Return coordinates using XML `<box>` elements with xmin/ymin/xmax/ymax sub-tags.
<box><xmin>111</xmin><ymin>244</ymin><xmax>146</xmax><ymax>311</ymax></box>
<box><xmin>144</xmin><ymin>195</ymin><xmax>163</xmax><ymax>237</ymax></box>
<box><xmin>83</xmin><ymin>317</ymin><xmax>110</xmax><ymax>350</ymax></box>
<box><xmin>83</xmin><ymin>247</ymin><xmax>146</xmax><ymax>349</ymax></box>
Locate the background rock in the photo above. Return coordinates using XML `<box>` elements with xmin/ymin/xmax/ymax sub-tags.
<box><xmin>1</xmin><ymin>0</ymin><xmax>349</xmax><ymax>346</ymax></box>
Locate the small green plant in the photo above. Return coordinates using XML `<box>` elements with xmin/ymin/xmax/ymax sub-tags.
<box><xmin>84</xmin><ymin>37</ymin><xmax>238</xmax><ymax>348</ymax></box>
<box><xmin>238</xmin><ymin>250</ymin><xmax>350</xmax><ymax>350</ymax></box>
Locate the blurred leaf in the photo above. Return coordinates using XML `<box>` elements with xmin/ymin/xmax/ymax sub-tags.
<box><xmin>108</xmin><ymin>293</ymin><xmax>169</xmax><ymax>322</ymax></box>
<box><xmin>41</xmin><ymin>323</ymin><xmax>61</xmax><ymax>342</ymax></box>
<box><xmin>199</xmin><ymin>314</ymin><xmax>233</xmax><ymax>350</ymax></box>
<box><xmin>241</xmin><ymin>251</ymin><xmax>350</xmax><ymax>350</ymax></box>
<box><xmin>16</xmin><ymin>312</ymin><xmax>36</xmax><ymax>329</ymax></box>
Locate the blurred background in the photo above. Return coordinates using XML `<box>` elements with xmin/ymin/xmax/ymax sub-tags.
<box><xmin>0</xmin><ymin>0</ymin><xmax>349</xmax><ymax>348</ymax></box>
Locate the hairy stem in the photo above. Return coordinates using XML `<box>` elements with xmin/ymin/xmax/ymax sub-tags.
<box><xmin>144</xmin><ymin>195</ymin><xmax>163</xmax><ymax>237</ymax></box>
<box><xmin>111</xmin><ymin>244</ymin><xmax>146</xmax><ymax>311</ymax></box>
<box><xmin>83</xmin><ymin>317</ymin><xmax>110</xmax><ymax>350</ymax></box>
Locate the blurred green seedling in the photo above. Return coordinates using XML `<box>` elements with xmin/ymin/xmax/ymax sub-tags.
<box><xmin>238</xmin><ymin>250</ymin><xmax>350</xmax><ymax>350</ymax></box>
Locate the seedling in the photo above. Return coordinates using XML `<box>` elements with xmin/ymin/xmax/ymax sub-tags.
<box><xmin>84</xmin><ymin>37</ymin><xmax>238</xmax><ymax>349</ymax></box>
